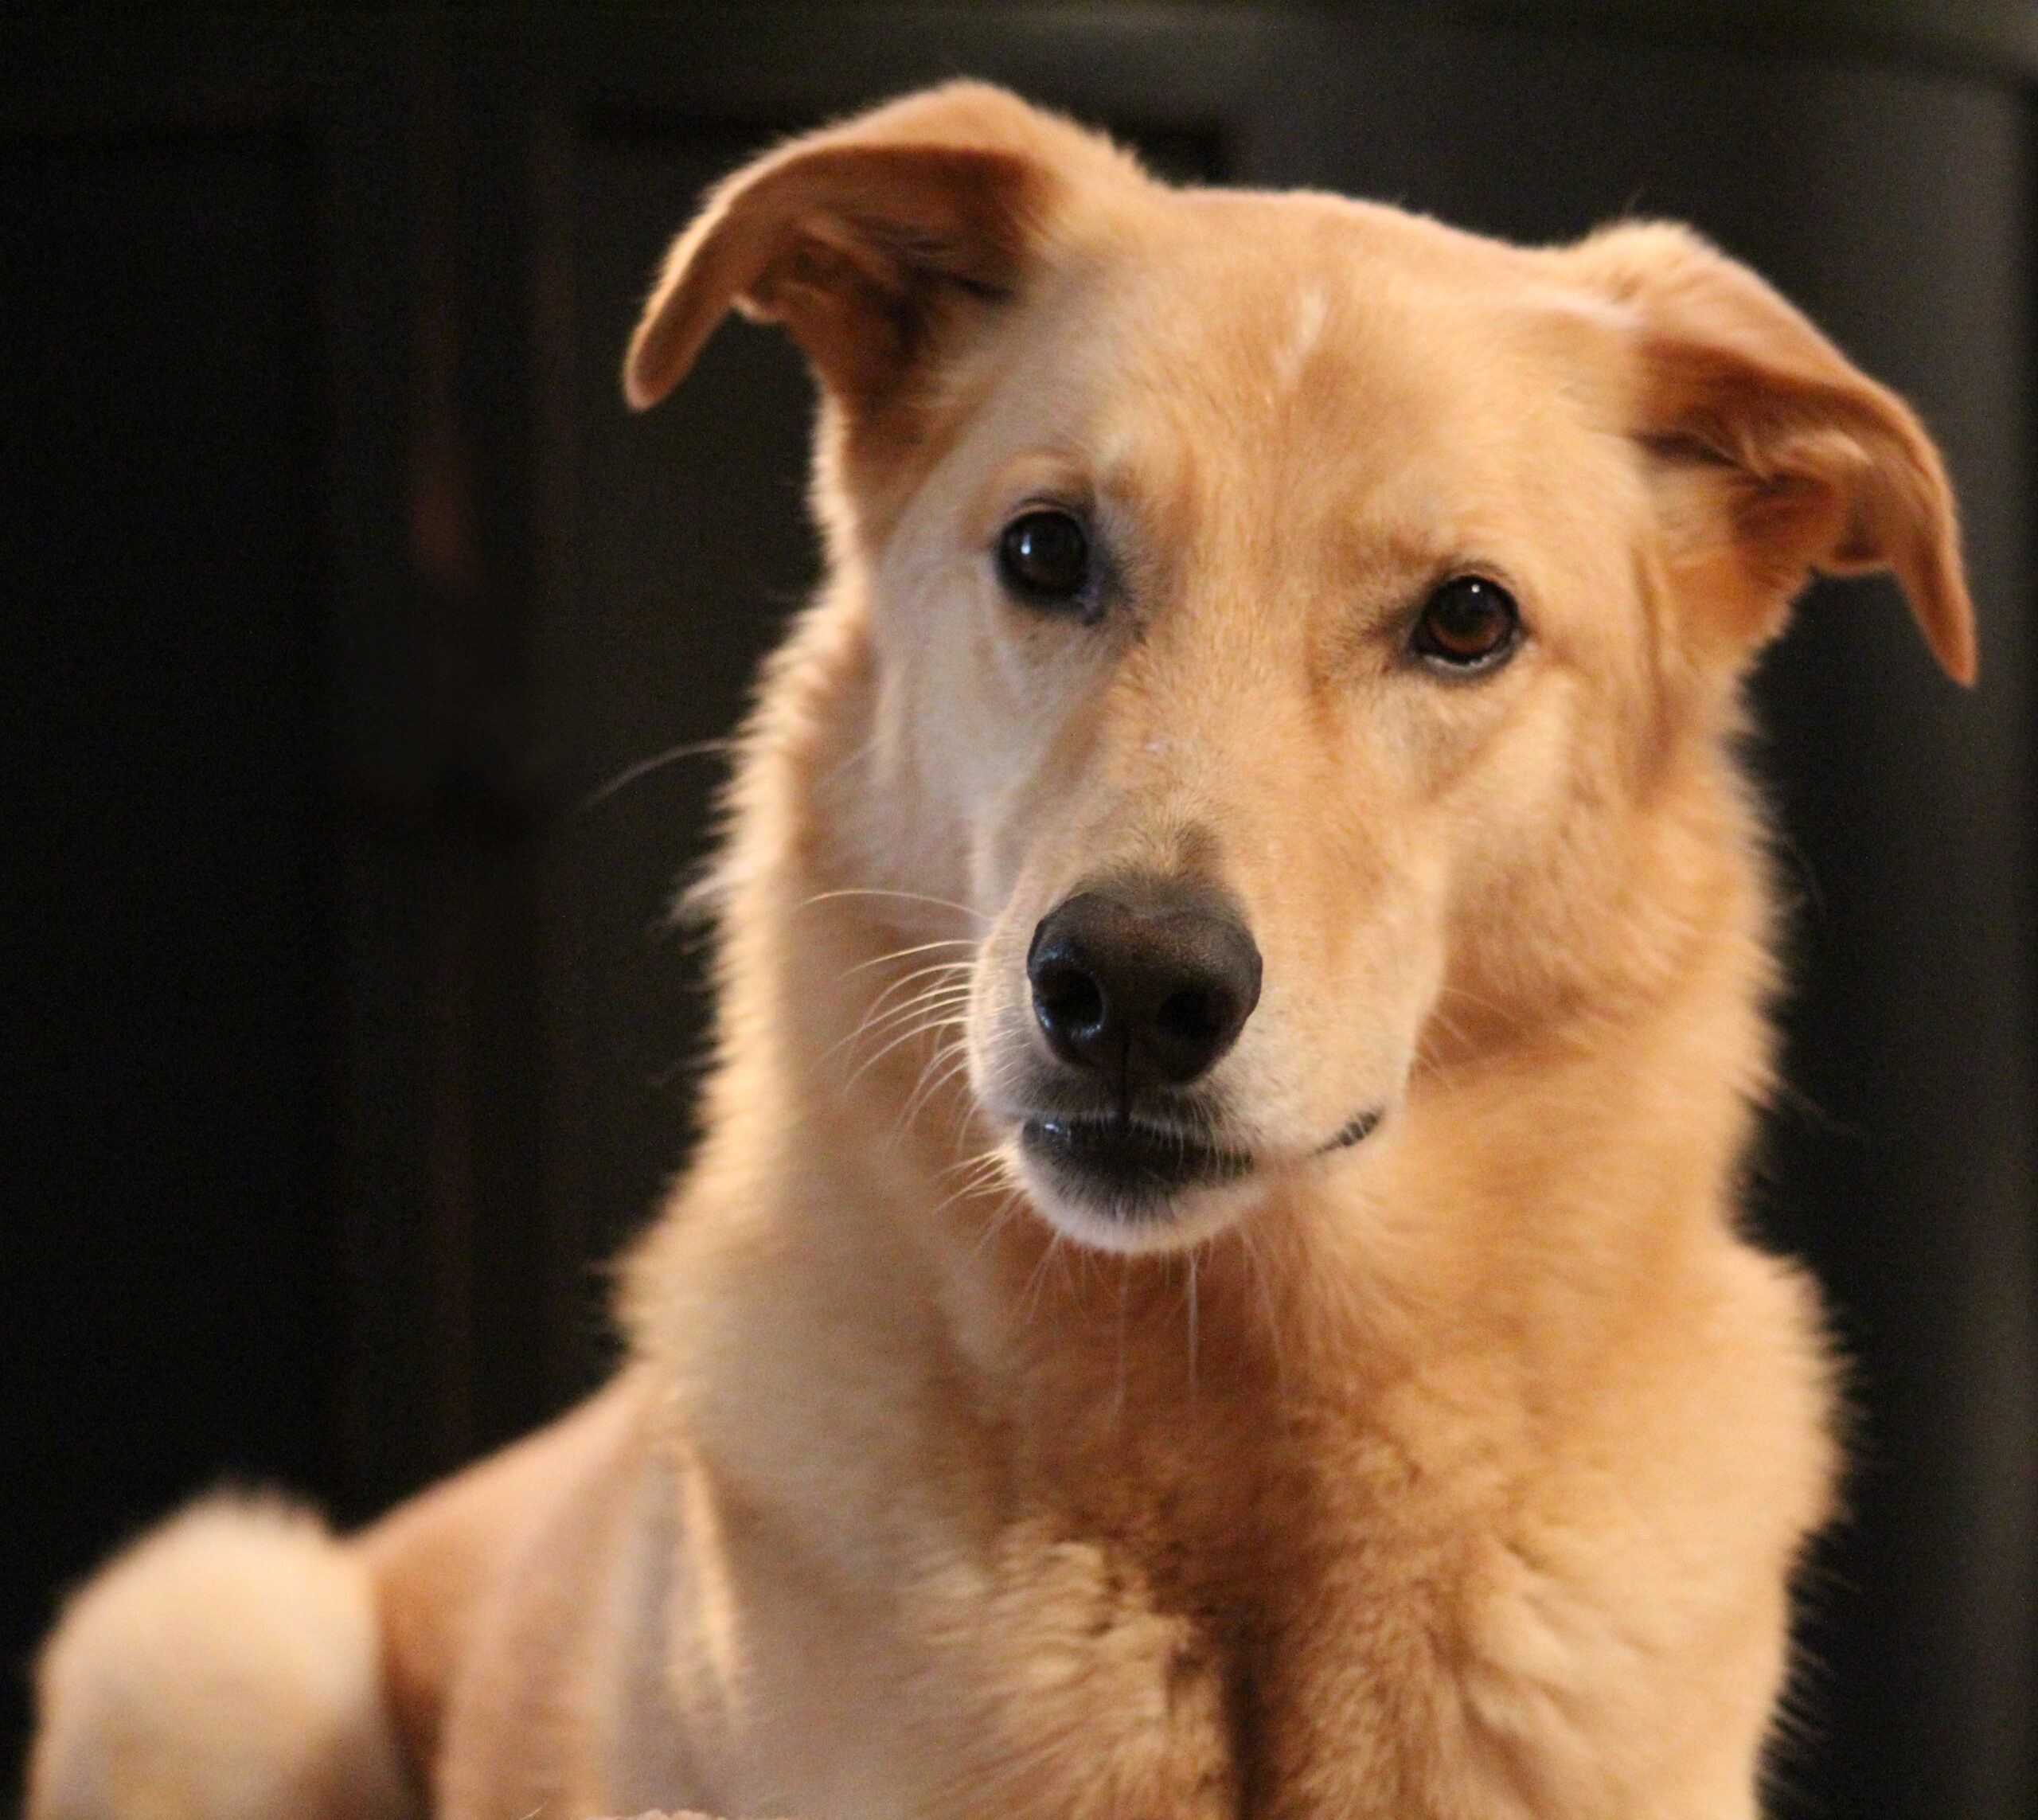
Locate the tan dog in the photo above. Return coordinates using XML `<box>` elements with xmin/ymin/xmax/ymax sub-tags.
<box><xmin>28</xmin><ymin>83</ymin><xmax>1974</xmax><ymax>1820</ymax></box>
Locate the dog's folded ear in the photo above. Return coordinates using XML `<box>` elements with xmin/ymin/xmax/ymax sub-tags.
<box><xmin>1564</xmin><ymin>221</ymin><xmax>1975</xmax><ymax>684</ymax></box>
<box><xmin>624</xmin><ymin>83</ymin><xmax>1128</xmax><ymax>424</ymax></box>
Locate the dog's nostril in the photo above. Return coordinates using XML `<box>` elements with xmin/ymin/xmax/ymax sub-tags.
<box><xmin>1035</xmin><ymin>961</ymin><xmax>1105</xmax><ymax>1032</ymax></box>
<box><xmin>1156</xmin><ymin>986</ymin><xmax>1228</xmax><ymax>1047</ymax></box>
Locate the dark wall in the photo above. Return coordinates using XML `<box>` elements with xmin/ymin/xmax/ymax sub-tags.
<box><xmin>2</xmin><ymin>7</ymin><xmax>2032</xmax><ymax>1814</ymax></box>
<box><xmin>2</xmin><ymin>119</ymin><xmax>332</xmax><ymax>1800</ymax></box>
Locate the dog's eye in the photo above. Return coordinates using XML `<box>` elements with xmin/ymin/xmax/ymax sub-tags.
<box><xmin>1411</xmin><ymin>576</ymin><xmax>1520</xmax><ymax>672</ymax></box>
<box><xmin>997</xmin><ymin>509</ymin><xmax>1092</xmax><ymax>611</ymax></box>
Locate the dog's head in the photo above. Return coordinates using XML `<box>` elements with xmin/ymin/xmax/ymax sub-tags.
<box><xmin>629</xmin><ymin>84</ymin><xmax>1972</xmax><ymax>1254</ymax></box>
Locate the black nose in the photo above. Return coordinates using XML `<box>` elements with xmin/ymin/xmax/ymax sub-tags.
<box><xmin>1027</xmin><ymin>885</ymin><xmax>1263</xmax><ymax>1091</ymax></box>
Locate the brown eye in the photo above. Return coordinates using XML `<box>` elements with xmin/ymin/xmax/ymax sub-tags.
<box><xmin>1411</xmin><ymin>576</ymin><xmax>1521</xmax><ymax>671</ymax></box>
<box><xmin>998</xmin><ymin>509</ymin><xmax>1093</xmax><ymax>612</ymax></box>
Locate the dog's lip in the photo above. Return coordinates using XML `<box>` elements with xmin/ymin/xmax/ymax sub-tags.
<box><xmin>1000</xmin><ymin>1088</ymin><xmax>1387</xmax><ymax>1214</ymax></box>
<box><xmin>1008</xmin><ymin>1101</ymin><xmax>1384</xmax><ymax>1172</ymax></box>
<box><xmin>1021</xmin><ymin>1114</ymin><xmax>1254</xmax><ymax>1203</ymax></box>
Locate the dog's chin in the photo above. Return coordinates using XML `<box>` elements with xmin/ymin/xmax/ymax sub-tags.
<box><xmin>1009</xmin><ymin>1116</ymin><xmax>1265</xmax><ymax>1255</ymax></box>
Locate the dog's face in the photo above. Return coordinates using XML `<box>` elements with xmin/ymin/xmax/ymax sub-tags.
<box><xmin>628</xmin><ymin>85</ymin><xmax>1970</xmax><ymax>1254</ymax></box>
<box><xmin>865</xmin><ymin>202</ymin><xmax>1656</xmax><ymax>1250</ymax></box>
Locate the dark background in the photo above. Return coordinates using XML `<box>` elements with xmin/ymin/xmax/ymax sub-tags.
<box><xmin>2</xmin><ymin>5</ymin><xmax>2033</xmax><ymax>1814</ymax></box>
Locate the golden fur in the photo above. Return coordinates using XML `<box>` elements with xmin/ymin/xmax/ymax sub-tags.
<box><xmin>28</xmin><ymin>84</ymin><xmax>1974</xmax><ymax>1820</ymax></box>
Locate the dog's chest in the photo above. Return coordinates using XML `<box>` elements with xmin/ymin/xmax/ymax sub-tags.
<box><xmin>912</xmin><ymin>1450</ymin><xmax>1506</xmax><ymax>1820</ymax></box>
<box><xmin>904</xmin><ymin>1364</ymin><xmax>1688</xmax><ymax>1820</ymax></box>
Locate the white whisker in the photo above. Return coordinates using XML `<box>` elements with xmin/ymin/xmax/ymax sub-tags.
<box><xmin>958</xmin><ymin>1182</ymin><xmax>1025</xmax><ymax>1265</ymax></box>
<box><xmin>892</xmin><ymin>1033</ymin><xmax>975</xmax><ymax>1144</ymax></box>
<box><xmin>852</xmin><ymin>978</ymin><xmax>973</xmax><ymax>1047</ymax></box>
<box><xmin>841</xmin><ymin>1010</ymin><xmax>969</xmax><ymax>1096</ymax></box>
<box><xmin>817</xmin><ymin>968</ymin><xmax>972</xmax><ymax>1072</ymax></box>
<box><xmin>799</xmin><ymin>886</ymin><xmax>989</xmax><ymax>924</ymax></box>
<box><xmin>578</xmin><ymin>738</ymin><xmax>731</xmax><ymax>812</ymax></box>
<box><xmin>1021</xmin><ymin>1232</ymin><xmax>1064</xmax><ymax>1328</ymax></box>
<box><xmin>841</xmin><ymin>938</ymin><xmax>979</xmax><ymax>978</ymax></box>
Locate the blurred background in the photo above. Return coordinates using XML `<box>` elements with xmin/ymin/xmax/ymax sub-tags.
<box><xmin>2</xmin><ymin>3</ymin><xmax>2034</xmax><ymax>1813</ymax></box>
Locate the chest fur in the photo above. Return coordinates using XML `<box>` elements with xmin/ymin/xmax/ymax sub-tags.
<box><xmin>864</xmin><ymin>1338</ymin><xmax>1806</xmax><ymax>1820</ymax></box>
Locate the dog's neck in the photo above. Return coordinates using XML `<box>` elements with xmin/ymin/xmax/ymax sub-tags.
<box><xmin>635</xmin><ymin>595</ymin><xmax>1775</xmax><ymax>1565</ymax></box>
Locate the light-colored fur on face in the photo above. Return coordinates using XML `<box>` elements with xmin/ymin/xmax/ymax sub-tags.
<box><xmin>28</xmin><ymin>84</ymin><xmax>1973</xmax><ymax>1820</ymax></box>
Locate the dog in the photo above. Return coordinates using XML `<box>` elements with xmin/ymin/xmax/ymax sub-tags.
<box><xmin>26</xmin><ymin>81</ymin><xmax>1974</xmax><ymax>1820</ymax></box>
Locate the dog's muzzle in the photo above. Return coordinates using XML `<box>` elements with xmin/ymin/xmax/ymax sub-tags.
<box><xmin>1018</xmin><ymin>879</ymin><xmax>1262</xmax><ymax>1215</ymax></box>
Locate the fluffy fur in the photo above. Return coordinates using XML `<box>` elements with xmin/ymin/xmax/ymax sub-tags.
<box><xmin>27</xmin><ymin>1499</ymin><xmax>412</xmax><ymax>1820</ymax></box>
<box><xmin>27</xmin><ymin>84</ymin><xmax>1973</xmax><ymax>1820</ymax></box>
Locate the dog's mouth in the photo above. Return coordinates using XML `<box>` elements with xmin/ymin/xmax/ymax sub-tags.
<box><xmin>1018</xmin><ymin>1101</ymin><xmax>1383</xmax><ymax>1218</ymax></box>
<box><xmin>1019</xmin><ymin>1114</ymin><xmax>1255</xmax><ymax>1215</ymax></box>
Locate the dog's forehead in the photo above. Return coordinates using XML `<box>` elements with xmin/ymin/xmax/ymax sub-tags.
<box><xmin>1111</xmin><ymin>196</ymin><xmax>1525</xmax><ymax>349</ymax></box>
<box><xmin>973</xmin><ymin>189</ymin><xmax>1610</xmax><ymax>568</ymax></box>
<box><xmin>1035</xmin><ymin>190</ymin><xmax>1591</xmax><ymax>484</ymax></box>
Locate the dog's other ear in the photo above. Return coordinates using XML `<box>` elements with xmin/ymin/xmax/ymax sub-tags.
<box><xmin>1565</xmin><ymin>221</ymin><xmax>1974</xmax><ymax>684</ymax></box>
<box><xmin>624</xmin><ymin>83</ymin><xmax>1130</xmax><ymax>422</ymax></box>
